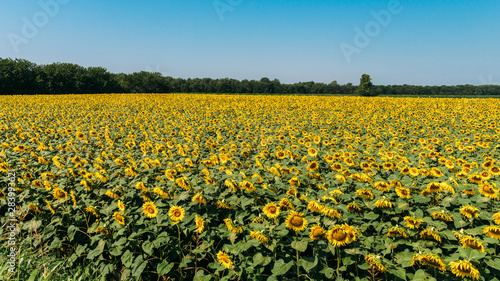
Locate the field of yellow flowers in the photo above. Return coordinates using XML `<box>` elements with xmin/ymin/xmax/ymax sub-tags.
<box><xmin>1</xmin><ymin>94</ymin><xmax>500</xmax><ymax>280</ymax></box>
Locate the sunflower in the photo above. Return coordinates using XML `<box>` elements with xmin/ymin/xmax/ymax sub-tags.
<box><xmin>195</xmin><ymin>215</ymin><xmax>205</xmax><ymax>233</ymax></box>
<box><xmin>421</xmin><ymin>182</ymin><xmax>442</xmax><ymax>196</ymax></box>
<box><xmin>480</xmin><ymin>171</ymin><xmax>491</xmax><ymax>181</ymax></box>
<box><xmin>468</xmin><ymin>174</ymin><xmax>483</xmax><ymax>184</ymax></box>
<box><xmin>395</xmin><ymin>186</ymin><xmax>411</xmax><ymax>199</ymax></box>
<box><xmin>104</xmin><ymin>190</ymin><xmax>119</xmax><ymax>199</ymax></box>
<box><xmin>142</xmin><ymin>202</ymin><xmax>158</xmax><ymax>218</ymax></box>
<box><xmin>479</xmin><ymin>182</ymin><xmax>498</xmax><ymax>199</ymax></box>
<box><xmin>276</xmin><ymin>151</ymin><xmax>286</xmax><ymax>159</ymax></box>
<box><xmin>460</xmin><ymin>236</ymin><xmax>485</xmax><ymax>253</ymax></box>
<box><xmin>346</xmin><ymin>203</ymin><xmax>362</xmax><ymax>212</ymax></box>
<box><xmin>307</xmin><ymin>161</ymin><xmax>319</xmax><ymax>172</ymax></box>
<box><xmin>70</xmin><ymin>190</ymin><xmax>77</xmax><ymax>206</ymax></box>
<box><xmin>429</xmin><ymin>168</ymin><xmax>444</xmax><ymax>177</ymax></box>
<box><xmin>288</xmin><ymin>177</ymin><xmax>300</xmax><ymax>188</ymax></box>
<box><xmin>432</xmin><ymin>211</ymin><xmax>453</xmax><ymax>222</ymax></box>
<box><xmin>326</xmin><ymin>224</ymin><xmax>358</xmax><ymax>247</ymax></box>
<box><xmin>45</xmin><ymin>200</ymin><xmax>55</xmax><ymax>215</ymax></box>
<box><xmin>117</xmin><ymin>200</ymin><xmax>125</xmax><ymax>211</ymax></box>
<box><xmin>356</xmin><ymin>189</ymin><xmax>373</xmax><ymax>199</ymax></box>
<box><xmin>176</xmin><ymin>177</ymin><xmax>191</xmax><ymax>190</ymax></box>
<box><xmin>250</xmin><ymin>231</ymin><xmax>269</xmax><ymax>243</ymax></box>
<box><xmin>215</xmin><ymin>201</ymin><xmax>231</xmax><ymax>209</ymax></box>
<box><xmin>374</xmin><ymin>181</ymin><xmax>391</xmax><ymax>192</ymax></box>
<box><xmin>420</xmin><ymin>229</ymin><xmax>442</xmax><ymax>243</ymax></box>
<box><xmin>223</xmin><ymin>218</ymin><xmax>243</xmax><ymax>233</ymax></box>
<box><xmin>331</xmin><ymin>163</ymin><xmax>343</xmax><ymax>172</ymax></box>
<box><xmin>409</xmin><ymin>168</ymin><xmax>419</xmax><ymax>177</ymax></box>
<box><xmin>388</xmin><ymin>227</ymin><xmax>408</xmax><ymax>239</ymax></box>
<box><xmin>374</xmin><ymin>199</ymin><xmax>392</xmax><ymax>208</ymax></box>
<box><xmin>285</xmin><ymin>211</ymin><xmax>308</xmax><ymax>232</ymax></box>
<box><xmin>192</xmin><ymin>193</ymin><xmax>207</xmax><ymax>205</ymax></box>
<box><xmin>364</xmin><ymin>255</ymin><xmax>386</xmax><ymax>273</ymax></box>
<box><xmin>307</xmin><ymin>147</ymin><xmax>318</xmax><ymax>158</ymax></box>
<box><xmin>113</xmin><ymin>212</ymin><xmax>125</xmax><ymax>225</ymax></box>
<box><xmin>217</xmin><ymin>251</ymin><xmax>233</xmax><ymax>269</ymax></box>
<box><xmin>309</xmin><ymin>225</ymin><xmax>325</xmax><ymax>241</ymax></box>
<box><xmin>168</xmin><ymin>206</ymin><xmax>185</xmax><ymax>223</ymax></box>
<box><xmin>400</xmin><ymin>166</ymin><xmax>410</xmax><ymax>175</ymax></box>
<box><xmin>321</xmin><ymin>207</ymin><xmax>342</xmax><ymax>219</ymax></box>
<box><xmin>404</xmin><ymin>216</ymin><xmax>423</xmax><ymax>229</ymax></box>
<box><xmin>483</xmin><ymin>225</ymin><xmax>500</xmax><ymax>240</ymax></box>
<box><xmin>53</xmin><ymin>188</ymin><xmax>68</xmax><ymax>200</ymax></box>
<box><xmin>263</xmin><ymin>202</ymin><xmax>281</xmax><ymax>218</ymax></box>
<box><xmin>412</xmin><ymin>253</ymin><xmax>446</xmax><ymax>272</ymax></box>
<box><xmin>493</xmin><ymin>212</ymin><xmax>500</xmax><ymax>225</ymax></box>
<box><xmin>449</xmin><ymin>260</ymin><xmax>480</xmax><ymax>280</ymax></box>
<box><xmin>490</xmin><ymin>166</ymin><xmax>500</xmax><ymax>176</ymax></box>
<box><xmin>460</xmin><ymin>205</ymin><xmax>479</xmax><ymax>219</ymax></box>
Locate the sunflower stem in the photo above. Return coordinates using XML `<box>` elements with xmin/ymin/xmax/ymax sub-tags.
<box><xmin>296</xmin><ymin>248</ymin><xmax>300</xmax><ymax>279</ymax></box>
<box><xmin>336</xmin><ymin>247</ymin><xmax>341</xmax><ymax>279</ymax></box>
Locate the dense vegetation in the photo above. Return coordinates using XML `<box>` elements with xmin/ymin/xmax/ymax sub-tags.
<box><xmin>1</xmin><ymin>58</ymin><xmax>500</xmax><ymax>95</ymax></box>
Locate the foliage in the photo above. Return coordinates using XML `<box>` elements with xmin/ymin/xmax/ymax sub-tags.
<box><xmin>1</xmin><ymin>94</ymin><xmax>500</xmax><ymax>281</ymax></box>
<box><xmin>359</xmin><ymin>74</ymin><xmax>374</xmax><ymax>96</ymax></box>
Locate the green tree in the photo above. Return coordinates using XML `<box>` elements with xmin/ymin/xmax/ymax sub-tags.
<box><xmin>359</xmin><ymin>74</ymin><xmax>373</xmax><ymax>96</ymax></box>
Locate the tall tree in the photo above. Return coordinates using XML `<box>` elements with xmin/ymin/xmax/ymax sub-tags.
<box><xmin>358</xmin><ymin>74</ymin><xmax>373</xmax><ymax>96</ymax></box>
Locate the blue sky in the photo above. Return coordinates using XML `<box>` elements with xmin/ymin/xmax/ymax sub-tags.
<box><xmin>1</xmin><ymin>0</ymin><xmax>499</xmax><ymax>85</ymax></box>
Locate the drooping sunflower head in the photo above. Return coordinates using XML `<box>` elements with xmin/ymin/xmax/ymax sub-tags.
<box><xmin>493</xmin><ymin>212</ymin><xmax>500</xmax><ymax>225</ymax></box>
<box><xmin>364</xmin><ymin>255</ymin><xmax>386</xmax><ymax>273</ymax></box>
<box><xmin>263</xmin><ymin>202</ymin><xmax>281</xmax><ymax>218</ymax></box>
<box><xmin>250</xmin><ymin>231</ymin><xmax>269</xmax><ymax>243</ymax></box>
<box><xmin>195</xmin><ymin>215</ymin><xmax>205</xmax><ymax>233</ymax></box>
<box><xmin>449</xmin><ymin>260</ymin><xmax>480</xmax><ymax>280</ymax></box>
<box><xmin>217</xmin><ymin>251</ymin><xmax>233</xmax><ymax>269</ymax></box>
<box><xmin>403</xmin><ymin>216</ymin><xmax>423</xmax><ymax>229</ymax></box>
<box><xmin>356</xmin><ymin>189</ymin><xmax>373</xmax><ymax>199</ymax></box>
<box><xmin>53</xmin><ymin>188</ymin><xmax>68</xmax><ymax>200</ymax></box>
<box><xmin>387</xmin><ymin>227</ymin><xmax>408</xmax><ymax>239</ymax></box>
<box><xmin>483</xmin><ymin>225</ymin><xmax>500</xmax><ymax>240</ymax></box>
<box><xmin>346</xmin><ymin>203</ymin><xmax>362</xmax><ymax>213</ymax></box>
<box><xmin>285</xmin><ymin>211</ymin><xmax>308</xmax><ymax>232</ymax></box>
<box><xmin>168</xmin><ymin>205</ymin><xmax>185</xmax><ymax>222</ymax></box>
<box><xmin>460</xmin><ymin>205</ymin><xmax>479</xmax><ymax>219</ymax></box>
<box><xmin>288</xmin><ymin>177</ymin><xmax>300</xmax><ymax>188</ymax></box>
<box><xmin>419</xmin><ymin>229</ymin><xmax>442</xmax><ymax>243</ymax></box>
<box><xmin>374</xmin><ymin>181</ymin><xmax>391</xmax><ymax>192</ymax></box>
<box><xmin>309</xmin><ymin>225</ymin><xmax>325</xmax><ymax>241</ymax></box>
<box><xmin>142</xmin><ymin>202</ymin><xmax>158</xmax><ymax>219</ymax></box>
<box><xmin>117</xmin><ymin>200</ymin><xmax>125</xmax><ymax>211</ymax></box>
<box><xmin>192</xmin><ymin>193</ymin><xmax>207</xmax><ymax>205</ymax></box>
<box><xmin>412</xmin><ymin>253</ymin><xmax>446</xmax><ymax>272</ymax></box>
<box><xmin>113</xmin><ymin>212</ymin><xmax>125</xmax><ymax>225</ymax></box>
<box><xmin>374</xmin><ymin>199</ymin><xmax>392</xmax><ymax>209</ymax></box>
<box><xmin>460</xmin><ymin>236</ymin><xmax>485</xmax><ymax>253</ymax></box>
<box><xmin>479</xmin><ymin>182</ymin><xmax>499</xmax><ymax>199</ymax></box>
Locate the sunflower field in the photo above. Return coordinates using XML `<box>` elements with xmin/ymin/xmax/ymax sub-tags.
<box><xmin>1</xmin><ymin>94</ymin><xmax>500</xmax><ymax>281</ymax></box>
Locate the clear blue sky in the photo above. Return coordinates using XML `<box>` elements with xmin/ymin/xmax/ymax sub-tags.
<box><xmin>1</xmin><ymin>0</ymin><xmax>499</xmax><ymax>85</ymax></box>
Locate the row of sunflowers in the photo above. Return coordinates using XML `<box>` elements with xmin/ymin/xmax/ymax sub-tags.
<box><xmin>1</xmin><ymin>94</ymin><xmax>500</xmax><ymax>280</ymax></box>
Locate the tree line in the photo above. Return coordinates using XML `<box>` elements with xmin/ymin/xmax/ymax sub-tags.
<box><xmin>1</xmin><ymin>58</ymin><xmax>499</xmax><ymax>96</ymax></box>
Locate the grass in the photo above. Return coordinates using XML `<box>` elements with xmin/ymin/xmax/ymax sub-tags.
<box><xmin>0</xmin><ymin>242</ymin><xmax>99</xmax><ymax>281</ymax></box>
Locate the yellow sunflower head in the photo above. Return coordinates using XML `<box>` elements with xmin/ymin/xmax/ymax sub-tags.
<box><xmin>483</xmin><ymin>225</ymin><xmax>500</xmax><ymax>240</ymax></box>
<box><xmin>217</xmin><ymin>251</ymin><xmax>233</xmax><ymax>269</ymax></box>
<box><xmin>285</xmin><ymin>211</ymin><xmax>308</xmax><ymax>232</ymax></box>
<box><xmin>263</xmin><ymin>202</ymin><xmax>281</xmax><ymax>218</ymax></box>
<box><xmin>309</xmin><ymin>225</ymin><xmax>325</xmax><ymax>241</ymax></box>
<box><xmin>449</xmin><ymin>260</ymin><xmax>480</xmax><ymax>280</ymax></box>
<box><xmin>113</xmin><ymin>212</ymin><xmax>125</xmax><ymax>225</ymax></box>
<box><xmin>53</xmin><ymin>188</ymin><xmax>68</xmax><ymax>200</ymax></box>
<box><xmin>142</xmin><ymin>201</ymin><xmax>158</xmax><ymax>219</ymax></box>
<box><xmin>168</xmin><ymin>205</ymin><xmax>185</xmax><ymax>222</ymax></box>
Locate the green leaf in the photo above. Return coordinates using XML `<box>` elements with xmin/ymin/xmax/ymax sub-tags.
<box><xmin>87</xmin><ymin>241</ymin><xmax>105</xmax><ymax>260</ymax></box>
<box><xmin>121</xmin><ymin>250</ymin><xmax>134</xmax><ymax>267</ymax></box>
<box><xmin>364</xmin><ymin>212</ymin><xmax>379</xmax><ymax>220</ymax></box>
<box><xmin>413</xmin><ymin>269</ymin><xmax>428</xmax><ymax>281</ymax></box>
<box><xmin>321</xmin><ymin>266</ymin><xmax>335</xmax><ymax>279</ymax></box>
<box><xmin>300</xmin><ymin>256</ymin><xmax>318</xmax><ymax>272</ymax></box>
<box><xmin>271</xmin><ymin>259</ymin><xmax>293</xmax><ymax>276</ymax></box>
<box><xmin>142</xmin><ymin>240</ymin><xmax>154</xmax><ymax>256</ymax></box>
<box><xmin>132</xmin><ymin>260</ymin><xmax>148</xmax><ymax>277</ymax></box>
<box><xmin>291</xmin><ymin>240</ymin><xmax>308</xmax><ymax>252</ymax></box>
<box><xmin>388</xmin><ymin>268</ymin><xmax>407</xmax><ymax>280</ymax></box>
<box><xmin>157</xmin><ymin>260</ymin><xmax>175</xmax><ymax>276</ymax></box>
